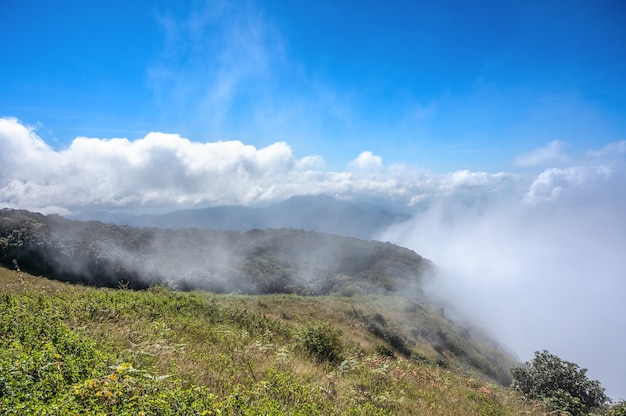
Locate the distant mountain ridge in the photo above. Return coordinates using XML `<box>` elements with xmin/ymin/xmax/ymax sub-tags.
<box><xmin>68</xmin><ymin>195</ymin><xmax>409</xmax><ymax>239</ymax></box>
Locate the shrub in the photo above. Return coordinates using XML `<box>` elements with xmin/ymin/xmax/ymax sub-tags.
<box><xmin>436</xmin><ymin>357</ymin><xmax>448</xmax><ymax>368</ymax></box>
<box><xmin>510</xmin><ymin>350</ymin><xmax>608</xmax><ymax>416</ymax></box>
<box><xmin>353</xmin><ymin>310</ymin><xmax>411</xmax><ymax>357</ymax></box>
<box><xmin>375</xmin><ymin>344</ymin><xmax>396</xmax><ymax>358</ymax></box>
<box><xmin>298</xmin><ymin>321</ymin><xmax>344</xmax><ymax>365</ymax></box>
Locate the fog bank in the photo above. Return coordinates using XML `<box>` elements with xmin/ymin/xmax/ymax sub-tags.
<box><xmin>382</xmin><ymin>172</ymin><xmax>626</xmax><ymax>400</ymax></box>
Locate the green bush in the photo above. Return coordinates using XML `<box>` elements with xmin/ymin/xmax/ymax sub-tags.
<box><xmin>510</xmin><ymin>350</ymin><xmax>607</xmax><ymax>416</ymax></box>
<box><xmin>298</xmin><ymin>321</ymin><xmax>344</xmax><ymax>365</ymax></box>
<box><xmin>375</xmin><ymin>344</ymin><xmax>396</xmax><ymax>358</ymax></box>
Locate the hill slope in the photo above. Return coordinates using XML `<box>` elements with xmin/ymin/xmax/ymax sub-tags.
<box><xmin>0</xmin><ymin>268</ymin><xmax>544</xmax><ymax>415</ymax></box>
<box><xmin>1</xmin><ymin>208</ymin><xmax>429</xmax><ymax>296</ymax></box>
<box><xmin>1</xmin><ymin>208</ymin><xmax>517</xmax><ymax>390</ymax></box>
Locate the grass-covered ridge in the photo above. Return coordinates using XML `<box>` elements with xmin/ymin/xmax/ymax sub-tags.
<box><xmin>0</xmin><ymin>268</ymin><xmax>545</xmax><ymax>415</ymax></box>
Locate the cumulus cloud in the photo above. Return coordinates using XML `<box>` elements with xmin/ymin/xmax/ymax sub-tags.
<box><xmin>3</xmin><ymin>118</ymin><xmax>625</xmax><ymax>217</ymax></box>
<box><xmin>0</xmin><ymin>118</ymin><xmax>508</xmax><ymax>212</ymax></box>
<box><xmin>524</xmin><ymin>165</ymin><xmax>612</xmax><ymax>203</ymax></box>
<box><xmin>1</xmin><ymin>119</ymin><xmax>622</xmax><ymax>212</ymax></box>
<box><xmin>513</xmin><ymin>140</ymin><xmax>570</xmax><ymax>167</ymax></box>
<box><xmin>0</xmin><ymin>118</ymin><xmax>304</xmax><ymax>211</ymax></box>
<box><xmin>295</xmin><ymin>155</ymin><xmax>325</xmax><ymax>170</ymax></box>
<box><xmin>348</xmin><ymin>150</ymin><xmax>383</xmax><ymax>171</ymax></box>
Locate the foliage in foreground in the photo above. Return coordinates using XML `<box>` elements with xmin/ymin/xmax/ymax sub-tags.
<box><xmin>511</xmin><ymin>350</ymin><xmax>609</xmax><ymax>415</ymax></box>
<box><xmin>0</xmin><ymin>269</ymin><xmax>545</xmax><ymax>415</ymax></box>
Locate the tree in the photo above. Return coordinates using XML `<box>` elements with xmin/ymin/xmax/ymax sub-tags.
<box><xmin>511</xmin><ymin>350</ymin><xmax>608</xmax><ymax>415</ymax></box>
<box><xmin>608</xmin><ymin>400</ymin><xmax>626</xmax><ymax>416</ymax></box>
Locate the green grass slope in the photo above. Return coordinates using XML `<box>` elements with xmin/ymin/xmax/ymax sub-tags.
<box><xmin>0</xmin><ymin>267</ymin><xmax>546</xmax><ymax>415</ymax></box>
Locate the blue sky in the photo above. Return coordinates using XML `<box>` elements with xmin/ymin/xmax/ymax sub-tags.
<box><xmin>2</xmin><ymin>0</ymin><xmax>625</xmax><ymax>171</ymax></box>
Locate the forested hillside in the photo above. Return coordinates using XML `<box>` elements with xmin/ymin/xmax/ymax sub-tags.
<box><xmin>0</xmin><ymin>208</ymin><xmax>429</xmax><ymax>295</ymax></box>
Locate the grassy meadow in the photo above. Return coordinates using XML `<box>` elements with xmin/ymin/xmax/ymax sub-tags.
<box><xmin>0</xmin><ymin>266</ymin><xmax>547</xmax><ymax>415</ymax></box>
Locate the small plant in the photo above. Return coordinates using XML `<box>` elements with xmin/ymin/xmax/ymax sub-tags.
<box><xmin>436</xmin><ymin>357</ymin><xmax>448</xmax><ymax>368</ymax></box>
<box><xmin>411</xmin><ymin>352</ymin><xmax>430</xmax><ymax>364</ymax></box>
<box><xmin>354</xmin><ymin>310</ymin><xmax>411</xmax><ymax>357</ymax></box>
<box><xmin>375</xmin><ymin>344</ymin><xmax>396</xmax><ymax>358</ymax></box>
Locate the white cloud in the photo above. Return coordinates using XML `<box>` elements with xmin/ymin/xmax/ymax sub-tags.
<box><xmin>0</xmin><ymin>118</ymin><xmax>301</xmax><ymax>211</ymax></box>
<box><xmin>439</xmin><ymin>170</ymin><xmax>515</xmax><ymax>193</ymax></box>
<box><xmin>513</xmin><ymin>140</ymin><xmax>570</xmax><ymax>167</ymax></box>
<box><xmin>295</xmin><ymin>155</ymin><xmax>325</xmax><ymax>170</ymax></box>
<box><xmin>4</xmin><ymin>118</ymin><xmax>625</xmax><ymax>216</ymax></box>
<box><xmin>588</xmin><ymin>140</ymin><xmax>626</xmax><ymax>159</ymax></box>
<box><xmin>348</xmin><ymin>151</ymin><xmax>383</xmax><ymax>171</ymax></box>
<box><xmin>523</xmin><ymin>165</ymin><xmax>612</xmax><ymax>204</ymax></box>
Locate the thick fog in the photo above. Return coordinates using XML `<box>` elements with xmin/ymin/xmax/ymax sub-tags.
<box><xmin>382</xmin><ymin>165</ymin><xmax>626</xmax><ymax>400</ymax></box>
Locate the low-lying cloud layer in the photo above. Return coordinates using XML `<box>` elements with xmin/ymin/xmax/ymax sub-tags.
<box><xmin>381</xmin><ymin>166</ymin><xmax>626</xmax><ymax>399</ymax></box>
<box><xmin>2</xmin><ymin>116</ymin><xmax>626</xmax><ymax>398</ymax></box>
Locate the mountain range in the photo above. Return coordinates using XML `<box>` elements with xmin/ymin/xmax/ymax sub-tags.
<box><xmin>67</xmin><ymin>195</ymin><xmax>409</xmax><ymax>240</ymax></box>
